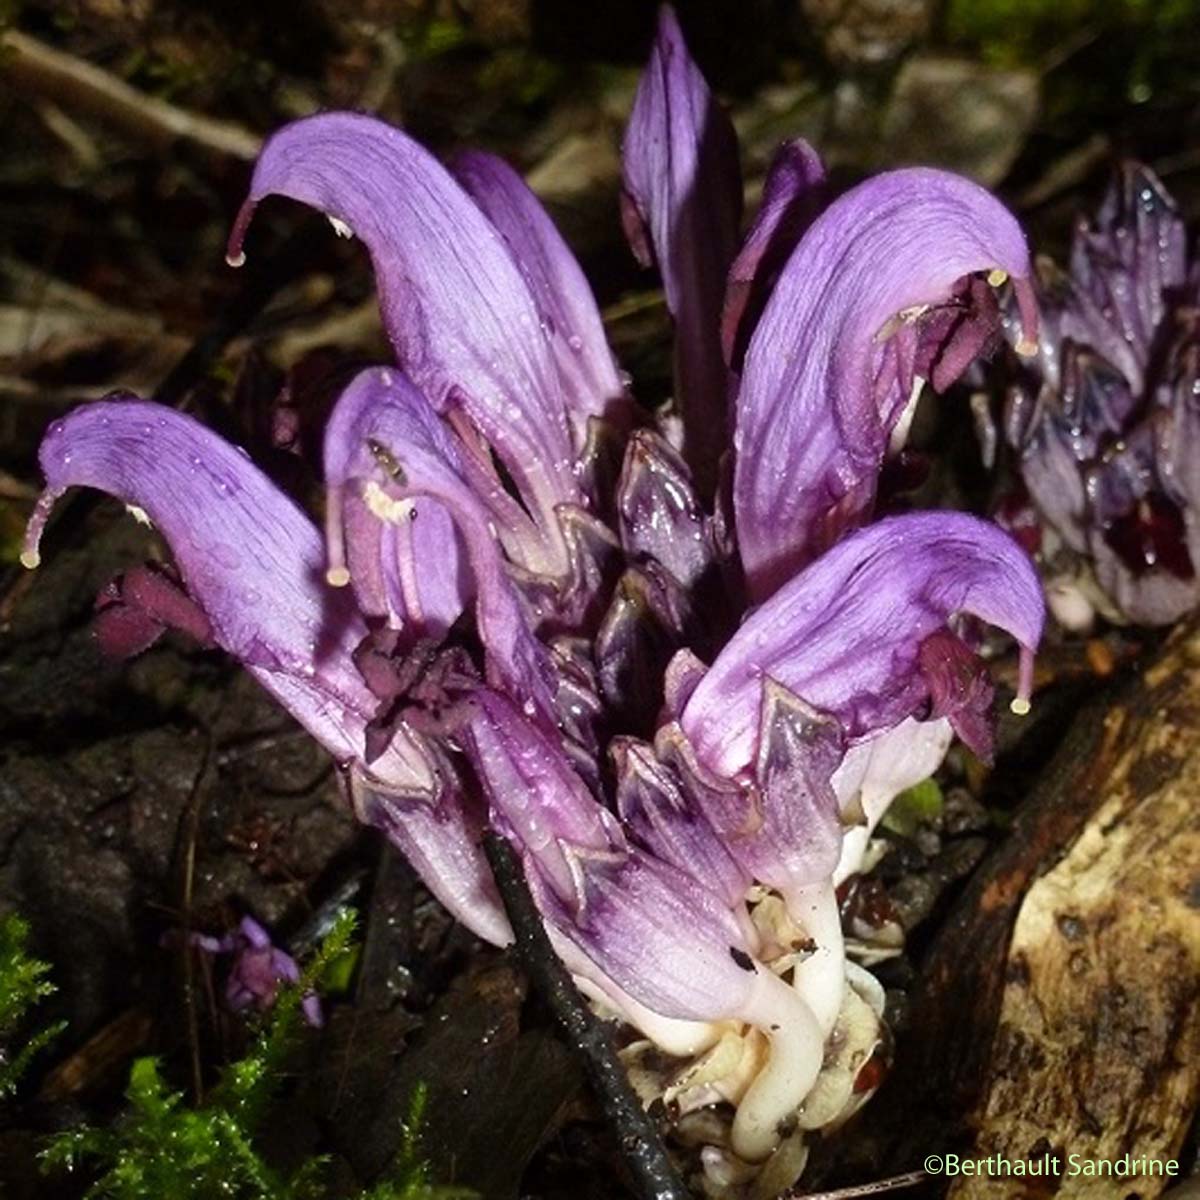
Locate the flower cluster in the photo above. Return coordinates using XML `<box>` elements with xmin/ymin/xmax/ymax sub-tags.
<box><xmin>21</xmin><ymin>7</ymin><xmax>1044</xmax><ymax>1187</ymax></box>
<box><xmin>1003</xmin><ymin>163</ymin><xmax>1200</xmax><ymax>628</ymax></box>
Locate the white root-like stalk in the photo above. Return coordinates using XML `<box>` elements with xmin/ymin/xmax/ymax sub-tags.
<box><xmin>785</xmin><ymin>880</ymin><xmax>844</xmax><ymax>1036</ymax></box>
<box><xmin>730</xmin><ymin>968</ymin><xmax>825</xmax><ymax>1162</ymax></box>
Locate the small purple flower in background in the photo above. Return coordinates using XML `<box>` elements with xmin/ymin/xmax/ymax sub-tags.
<box><xmin>192</xmin><ymin>917</ymin><xmax>323</xmax><ymax>1028</ymax></box>
<box><xmin>20</xmin><ymin>5</ymin><xmax>1045</xmax><ymax>1186</ymax></box>
<box><xmin>1004</xmin><ymin>163</ymin><xmax>1200</xmax><ymax>628</ymax></box>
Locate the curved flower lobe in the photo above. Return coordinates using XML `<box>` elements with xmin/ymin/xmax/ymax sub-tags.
<box><xmin>682</xmin><ymin>511</ymin><xmax>1044</xmax><ymax>778</ymax></box>
<box><xmin>229</xmin><ymin>112</ymin><xmax>578</xmax><ymax>575</ymax></box>
<box><xmin>24</xmin><ymin>397</ymin><xmax>376</xmax><ymax>763</ymax></box>
<box><xmin>733</xmin><ymin>168</ymin><xmax>1037</xmax><ymax>599</ymax></box>
<box><xmin>450</xmin><ymin>149</ymin><xmax>629</xmax><ymax>439</ymax></box>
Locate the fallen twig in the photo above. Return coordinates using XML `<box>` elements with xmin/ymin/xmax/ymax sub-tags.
<box><xmin>2</xmin><ymin>30</ymin><xmax>262</xmax><ymax>161</ymax></box>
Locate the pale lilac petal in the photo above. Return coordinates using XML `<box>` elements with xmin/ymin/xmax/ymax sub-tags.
<box><xmin>229</xmin><ymin>112</ymin><xmax>577</xmax><ymax>575</ymax></box>
<box><xmin>23</xmin><ymin>397</ymin><xmax>377</xmax><ymax>764</ymax></box>
<box><xmin>722</xmin><ymin>138</ymin><xmax>827</xmax><ymax>367</ymax></box>
<box><xmin>834</xmin><ymin>716</ymin><xmax>953</xmax><ymax>828</ymax></box>
<box><xmin>323</xmin><ymin>368</ymin><xmax>557</xmax><ymax>724</ymax></box>
<box><xmin>658</xmin><ymin>683</ymin><xmax>845</xmax><ymax>902</ymax></box>
<box><xmin>536</xmin><ymin>845</ymin><xmax>761</xmax><ymax>1024</ymax></box>
<box><xmin>449</xmin><ymin>150</ymin><xmax>629</xmax><ymax>439</ymax></box>
<box><xmin>460</xmin><ymin>688</ymin><xmax>620</xmax><ymax>909</ymax></box>
<box><xmin>462</xmin><ymin>689</ymin><xmax>760</xmax><ymax>1023</ymax></box>
<box><xmin>733</xmin><ymin>168</ymin><xmax>1037</xmax><ymax>599</ymax></box>
<box><xmin>621</xmin><ymin>5</ymin><xmax>742</xmax><ymax>494</ymax></box>
<box><xmin>355</xmin><ymin>775</ymin><xmax>512</xmax><ymax>947</ymax></box>
<box><xmin>681</xmin><ymin>511</ymin><xmax>1044</xmax><ymax>778</ymax></box>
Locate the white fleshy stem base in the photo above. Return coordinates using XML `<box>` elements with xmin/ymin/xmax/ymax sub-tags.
<box><xmin>730</xmin><ymin>968</ymin><xmax>824</xmax><ymax>1162</ymax></box>
<box><xmin>785</xmin><ymin>880</ymin><xmax>844</xmax><ymax>1037</ymax></box>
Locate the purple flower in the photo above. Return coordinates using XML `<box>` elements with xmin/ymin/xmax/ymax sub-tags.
<box><xmin>21</xmin><ymin>4</ymin><xmax>1045</xmax><ymax>1179</ymax></box>
<box><xmin>1003</xmin><ymin>163</ymin><xmax>1200</xmax><ymax>627</ymax></box>
<box><xmin>193</xmin><ymin>917</ymin><xmax>323</xmax><ymax>1028</ymax></box>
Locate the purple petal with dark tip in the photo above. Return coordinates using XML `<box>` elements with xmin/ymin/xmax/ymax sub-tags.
<box><xmin>733</xmin><ymin>168</ymin><xmax>1037</xmax><ymax>599</ymax></box>
<box><xmin>681</xmin><ymin>511</ymin><xmax>1044</xmax><ymax>779</ymax></box>
<box><xmin>323</xmin><ymin>367</ymin><xmax>557</xmax><ymax>723</ymax></box>
<box><xmin>621</xmin><ymin>5</ymin><xmax>742</xmax><ymax>494</ymax></box>
<box><xmin>450</xmin><ymin>149</ymin><xmax>629</xmax><ymax>439</ymax></box>
<box><xmin>658</xmin><ymin>684</ymin><xmax>844</xmax><ymax>901</ymax></box>
<box><xmin>229</xmin><ymin>112</ymin><xmax>577</xmax><ymax>575</ymax></box>
<box><xmin>722</xmin><ymin>137</ymin><xmax>827</xmax><ymax>368</ymax></box>
<box><xmin>460</xmin><ymin>688</ymin><xmax>621</xmax><ymax>910</ymax></box>
<box><xmin>538</xmin><ymin>844</ymin><xmax>762</xmax><ymax>1024</ymax></box>
<box><xmin>23</xmin><ymin>397</ymin><xmax>378</xmax><ymax>765</ymax></box>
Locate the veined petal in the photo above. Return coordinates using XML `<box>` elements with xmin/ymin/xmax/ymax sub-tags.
<box><xmin>228</xmin><ymin>112</ymin><xmax>577</xmax><ymax>576</ymax></box>
<box><xmin>681</xmin><ymin>511</ymin><xmax>1044</xmax><ymax>779</ymax></box>
<box><xmin>463</xmin><ymin>693</ymin><xmax>765</xmax><ymax>1026</ymax></box>
<box><xmin>621</xmin><ymin>5</ymin><xmax>742</xmax><ymax>494</ymax></box>
<box><xmin>657</xmin><ymin>683</ymin><xmax>845</xmax><ymax>903</ymax></box>
<box><xmin>460</xmin><ymin>688</ymin><xmax>620</xmax><ymax>909</ymax></box>
<box><xmin>353</xmin><ymin>769</ymin><xmax>512</xmax><ymax>948</ymax></box>
<box><xmin>23</xmin><ymin>397</ymin><xmax>376</xmax><ymax>763</ymax></box>
<box><xmin>324</xmin><ymin>367</ymin><xmax>557</xmax><ymax>723</ymax></box>
<box><xmin>612</xmin><ymin>737</ymin><xmax>749</xmax><ymax>908</ymax></box>
<box><xmin>536</xmin><ymin>843</ymin><xmax>761</xmax><ymax>1025</ymax></box>
<box><xmin>733</xmin><ymin>168</ymin><xmax>1037</xmax><ymax>600</ymax></box>
<box><xmin>722</xmin><ymin>137</ymin><xmax>828</xmax><ymax>368</ymax></box>
<box><xmin>449</xmin><ymin>150</ymin><xmax>629</xmax><ymax>441</ymax></box>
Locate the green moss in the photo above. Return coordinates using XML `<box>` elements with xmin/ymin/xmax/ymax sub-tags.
<box><xmin>42</xmin><ymin>910</ymin><xmax>471</xmax><ymax>1200</ymax></box>
<box><xmin>881</xmin><ymin>777</ymin><xmax>944</xmax><ymax>838</ymax></box>
<box><xmin>0</xmin><ymin>913</ymin><xmax>65</xmax><ymax>1097</ymax></box>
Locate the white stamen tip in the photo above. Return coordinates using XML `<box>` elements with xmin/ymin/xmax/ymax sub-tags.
<box><xmin>325</xmin><ymin>566</ymin><xmax>351</xmax><ymax>588</ymax></box>
<box><xmin>19</xmin><ymin>549</ymin><xmax>40</xmax><ymax>570</ymax></box>
<box><xmin>987</xmin><ymin>268</ymin><xmax>1009</xmax><ymax>287</ymax></box>
<box><xmin>1015</xmin><ymin>337</ymin><xmax>1038</xmax><ymax>358</ymax></box>
<box><xmin>1010</xmin><ymin>697</ymin><xmax>1031</xmax><ymax>716</ymax></box>
<box><xmin>225</xmin><ymin>250</ymin><xmax>246</xmax><ymax>269</ymax></box>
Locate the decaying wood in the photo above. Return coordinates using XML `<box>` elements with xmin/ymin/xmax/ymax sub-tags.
<box><xmin>813</xmin><ymin>619</ymin><xmax>1200</xmax><ymax>1197</ymax></box>
<box><xmin>957</xmin><ymin>631</ymin><xmax>1200</xmax><ymax>1198</ymax></box>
